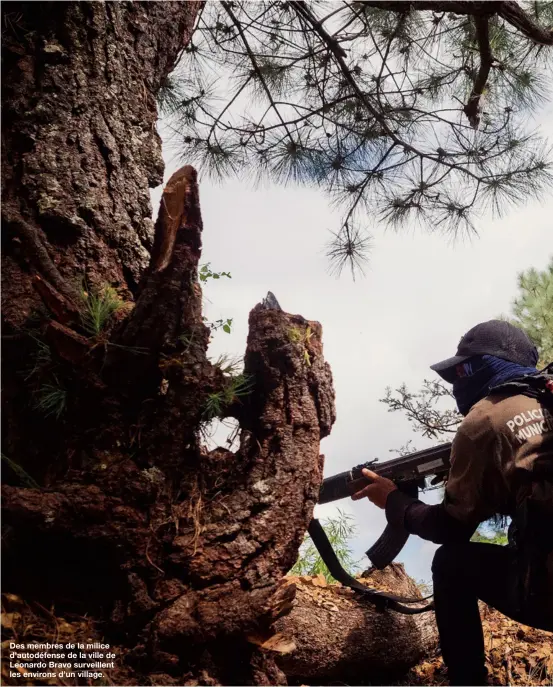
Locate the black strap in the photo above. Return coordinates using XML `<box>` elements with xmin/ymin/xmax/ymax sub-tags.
<box><xmin>489</xmin><ymin>371</ymin><xmax>553</xmax><ymax>411</ymax></box>
<box><xmin>307</xmin><ymin>519</ymin><xmax>434</xmax><ymax>614</ymax></box>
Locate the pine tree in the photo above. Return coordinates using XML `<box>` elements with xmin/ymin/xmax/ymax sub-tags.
<box><xmin>160</xmin><ymin>1</ymin><xmax>553</xmax><ymax>276</ymax></box>
<box><xmin>508</xmin><ymin>257</ymin><xmax>553</xmax><ymax>366</ymax></box>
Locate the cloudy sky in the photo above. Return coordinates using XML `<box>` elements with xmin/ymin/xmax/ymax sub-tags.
<box><xmin>152</xmin><ymin>99</ymin><xmax>553</xmax><ymax>583</ymax></box>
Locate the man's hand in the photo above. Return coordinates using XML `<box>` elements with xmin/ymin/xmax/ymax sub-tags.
<box><xmin>351</xmin><ymin>469</ymin><xmax>398</xmax><ymax>509</ymax></box>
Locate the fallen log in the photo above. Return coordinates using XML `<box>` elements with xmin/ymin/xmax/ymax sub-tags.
<box><xmin>275</xmin><ymin>564</ymin><xmax>439</xmax><ymax>685</ymax></box>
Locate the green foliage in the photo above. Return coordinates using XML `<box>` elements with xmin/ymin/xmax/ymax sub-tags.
<box><xmin>287</xmin><ymin>327</ymin><xmax>303</xmax><ymax>344</ymax></box>
<box><xmin>288</xmin><ymin>325</ymin><xmax>313</xmax><ymax>366</ymax></box>
<box><xmin>505</xmin><ymin>257</ymin><xmax>553</xmax><ymax>366</ymax></box>
<box><xmin>160</xmin><ymin>2</ymin><xmax>553</xmax><ymax>276</ymax></box>
<box><xmin>1</xmin><ymin>453</ymin><xmax>39</xmax><ymax>489</ymax></box>
<box><xmin>199</xmin><ymin>263</ymin><xmax>232</xmax><ymax>283</ymax></box>
<box><xmin>24</xmin><ymin>335</ymin><xmax>52</xmax><ymax>380</ymax></box>
<box><xmin>290</xmin><ymin>510</ymin><xmax>361</xmax><ymax>582</ymax></box>
<box><xmin>212</xmin><ymin>353</ymin><xmax>243</xmax><ymax>376</ymax></box>
<box><xmin>326</xmin><ymin>225</ymin><xmax>372</xmax><ymax>281</ymax></box>
<box><xmin>203</xmin><ymin>373</ymin><xmax>254</xmax><ymax>421</ymax></box>
<box><xmin>157</xmin><ymin>74</ymin><xmax>200</xmax><ymax>119</ymax></box>
<box><xmin>34</xmin><ymin>379</ymin><xmax>67</xmax><ymax>419</ymax></box>
<box><xmin>471</xmin><ymin>528</ymin><xmax>508</xmax><ymax>546</ymax></box>
<box><xmin>179</xmin><ymin>330</ymin><xmax>198</xmax><ymax>352</ymax></box>
<box><xmin>80</xmin><ymin>283</ymin><xmax>123</xmax><ymax>337</ymax></box>
<box><xmin>205</xmin><ymin>317</ymin><xmax>233</xmax><ymax>335</ymax></box>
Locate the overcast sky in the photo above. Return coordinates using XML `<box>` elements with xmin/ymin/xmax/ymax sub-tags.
<box><xmin>152</xmin><ymin>100</ymin><xmax>553</xmax><ymax>583</ymax></box>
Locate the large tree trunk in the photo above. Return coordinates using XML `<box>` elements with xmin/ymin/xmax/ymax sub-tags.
<box><xmin>1</xmin><ymin>0</ymin><xmax>201</xmax><ymax>480</ymax></box>
<box><xmin>2</xmin><ymin>1</ymin><xmax>200</xmax><ymax>321</ymax></box>
<box><xmin>1</xmin><ymin>4</ymin><xmax>337</xmax><ymax>683</ymax></box>
<box><xmin>1</xmin><ymin>3</ymin><xmax>437</xmax><ymax>685</ymax></box>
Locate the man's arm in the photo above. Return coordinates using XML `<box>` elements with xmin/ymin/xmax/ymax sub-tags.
<box><xmin>385</xmin><ymin>490</ymin><xmax>477</xmax><ymax>544</ymax></box>
<box><xmin>353</xmin><ymin>425</ymin><xmax>500</xmax><ymax>544</ymax></box>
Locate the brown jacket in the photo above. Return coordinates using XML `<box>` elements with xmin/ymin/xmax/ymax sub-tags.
<box><xmin>444</xmin><ymin>393</ymin><xmax>553</xmax><ymax>526</ymax></box>
<box><xmin>444</xmin><ymin>392</ymin><xmax>553</xmax><ymax>620</ymax></box>
<box><xmin>386</xmin><ymin>387</ymin><xmax>553</xmax><ymax>619</ymax></box>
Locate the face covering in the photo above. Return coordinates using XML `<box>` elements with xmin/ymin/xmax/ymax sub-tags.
<box><xmin>452</xmin><ymin>355</ymin><xmax>538</xmax><ymax>416</ymax></box>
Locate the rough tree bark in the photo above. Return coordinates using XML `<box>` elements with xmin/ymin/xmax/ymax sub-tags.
<box><xmin>2</xmin><ymin>0</ymin><xmax>202</xmax><ymax>481</ymax></box>
<box><xmin>1</xmin><ymin>3</ymin><xmax>438</xmax><ymax>685</ymax></box>
<box><xmin>2</xmin><ymin>5</ymin><xmax>338</xmax><ymax>682</ymax></box>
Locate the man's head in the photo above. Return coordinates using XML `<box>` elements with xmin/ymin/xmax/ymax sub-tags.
<box><xmin>431</xmin><ymin>320</ymin><xmax>539</xmax><ymax>383</ymax></box>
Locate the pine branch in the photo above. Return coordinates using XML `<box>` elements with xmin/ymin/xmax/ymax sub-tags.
<box><xmin>221</xmin><ymin>1</ymin><xmax>294</xmax><ymax>143</ymax></box>
<box><xmin>290</xmin><ymin>1</ymin><xmax>484</xmax><ymax>182</ymax></box>
<box><xmin>167</xmin><ymin>1</ymin><xmax>553</xmax><ymax>276</ymax></box>
<box><xmin>499</xmin><ymin>1</ymin><xmax>553</xmax><ymax>45</ymax></box>
<box><xmin>464</xmin><ymin>15</ymin><xmax>494</xmax><ymax>128</ymax></box>
<box><xmin>362</xmin><ymin>1</ymin><xmax>553</xmax><ymax>45</ymax></box>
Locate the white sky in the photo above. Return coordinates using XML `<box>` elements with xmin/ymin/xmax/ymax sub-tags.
<box><xmin>152</xmin><ymin>101</ymin><xmax>553</xmax><ymax>583</ymax></box>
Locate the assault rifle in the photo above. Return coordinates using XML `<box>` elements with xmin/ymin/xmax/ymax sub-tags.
<box><xmin>307</xmin><ymin>442</ymin><xmax>452</xmax><ymax>614</ymax></box>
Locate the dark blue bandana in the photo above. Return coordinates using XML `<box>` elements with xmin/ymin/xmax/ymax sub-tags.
<box><xmin>452</xmin><ymin>355</ymin><xmax>538</xmax><ymax>416</ymax></box>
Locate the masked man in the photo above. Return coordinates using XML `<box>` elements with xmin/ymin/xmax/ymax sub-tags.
<box><xmin>352</xmin><ymin>320</ymin><xmax>553</xmax><ymax>686</ymax></box>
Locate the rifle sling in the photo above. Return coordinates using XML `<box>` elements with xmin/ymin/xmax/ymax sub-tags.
<box><xmin>307</xmin><ymin>519</ymin><xmax>434</xmax><ymax>615</ymax></box>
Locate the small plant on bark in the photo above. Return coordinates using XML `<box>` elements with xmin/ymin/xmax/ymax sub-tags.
<box><xmin>34</xmin><ymin>378</ymin><xmax>67</xmax><ymax>419</ymax></box>
<box><xmin>288</xmin><ymin>325</ymin><xmax>314</xmax><ymax>367</ymax></box>
<box><xmin>1</xmin><ymin>454</ymin><xmax>39</xmax><ymax>489</ymax></box>
<box><xmin>80</xmin><ymin>282</ymin><xmax>123</xmax><ymax>337</ymax></box>
<box><xmin>203</xmin><ymin>373</ymin><xmax>254</xmax><ymax>421</ymax></box>
<box><xmin>213</xmin><ymin>353</ymin><xmax>243</xmax><ymax>376</ymax></box>
<box><xmin>23</xmin><ymin>335</ymin><xmax>52</xmax><ymax>381</ymax></box>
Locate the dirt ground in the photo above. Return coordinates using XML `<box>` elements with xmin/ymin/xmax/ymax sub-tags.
<box><xmin>403</xmin><ymin>602</ymin><xmax>553</xmax><ymax>686</ymax></box>
<box><xmin>2</xmin><ymin>586</ymin><xmax>552</xmax><ymax>686</ymax></box>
